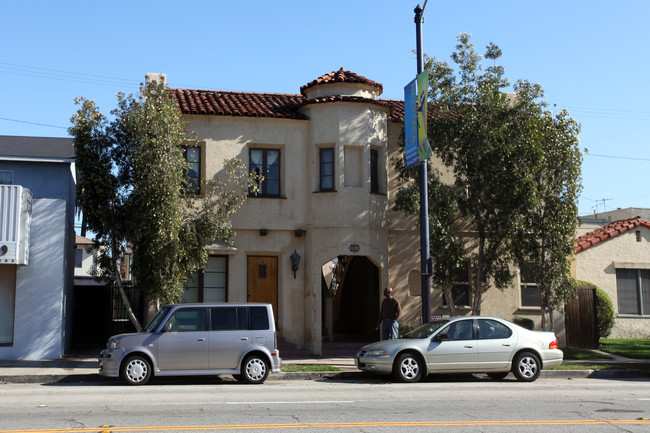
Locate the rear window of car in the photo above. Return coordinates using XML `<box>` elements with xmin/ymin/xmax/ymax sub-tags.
<box><xmin>478</xmin><ymin>319</ymin><xmax>512</xmax><ymax>339</ymax></box>
<box><xmin>211</xmin><ymin>307</ymin><xmax>247</xmax><ymax>331</ymax></box>
<box><xmin>249</xmin><ymin>306</ymin><xmax>270</xmax><ymax>330</ymax></box>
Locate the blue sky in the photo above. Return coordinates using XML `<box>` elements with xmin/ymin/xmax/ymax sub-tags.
<box><xmin>2</xmin><ymin>0</ymin><xmax>648</xmax><ymax>217</ymax></box>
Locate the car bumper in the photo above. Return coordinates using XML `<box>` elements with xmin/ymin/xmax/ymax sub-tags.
<box><xmin>98</xmin><ymin>349</ymin><xmax>121</xmax><ymax>378</ymax></box>
<box><xmin>355</xmin><ymin>353</ymin><xmax>394</xmax><ymax>374</ymax></box>
<box><xmin>542</xmin><ymin>349</ymin><xmax>564</xmax><ymax>369</ymax></box>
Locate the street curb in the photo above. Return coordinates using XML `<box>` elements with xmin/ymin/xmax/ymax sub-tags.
<box><xmin>1</xmin><ymin>369</ymin><xmax>647</xmax><ymax>384</ymax></box>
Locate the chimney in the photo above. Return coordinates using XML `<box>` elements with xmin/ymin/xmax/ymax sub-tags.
<box><xmin>145</xmin><ymin>73</ymin><xmax>167</xmax><ymax>86</ymax></box>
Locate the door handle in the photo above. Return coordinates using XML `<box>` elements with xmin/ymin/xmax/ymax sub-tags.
<box><xmin>464</xmin><ymin>345</ymin><xmax>473</xmax><ymax>349</ymax></box>
<box><xmin>502</xmin><ymin>343</ymin><xmax>511</xmax><ymax>347</ymax></box>
<box><xmin>241</xmin><ymin>337</ymin><xmax>249</xmax><ymax>341</ymax></box>
<box><xmin>197</xmin><ymin>338</ymin><xmax>206</xmax><ymax>342</ymax></box>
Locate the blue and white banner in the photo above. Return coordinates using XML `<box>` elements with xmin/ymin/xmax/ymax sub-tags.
<box><xmin>404</xmin><ymin>78</ymin><xmax>418</xmax><ymax>169</ymax></box>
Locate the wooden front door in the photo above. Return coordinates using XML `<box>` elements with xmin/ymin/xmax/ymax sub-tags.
<box><xmin>247</xmin><ymin>256</ymin><xmax>278</xmax><ymax>318</ymax></box>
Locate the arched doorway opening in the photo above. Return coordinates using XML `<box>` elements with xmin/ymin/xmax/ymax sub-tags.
<box><xmin>321</xmin><ymin>255</ymin><xmax>380</xmax><ymax>342</ymax></box>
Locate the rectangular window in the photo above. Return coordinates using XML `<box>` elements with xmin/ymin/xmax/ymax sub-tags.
<box><xmin>250</xmin><ymin>149</ymin><xmax>281</xmax><ymax>197</ymax></box>
<box><xmin>75</xmin><ymin>249</ymin><xmax>83</xmax><ymax>268</ymax></box>
<box><xmin>0</xmin><ymin>265</ymin><xmax>16</xmax><ymax>344</ymax></box>
<box><xmin>319</xmin><ymin>148</ymin><xmax>335</xmax><ymax>191</ymax></box>
<box><xmin>442</xmin><ymin>263</ymin><xmax>471</xmax><ymax>308</ymax></box>
<box><xmin>211</xmin><ymin>307</ymin><xmax>247</xmax><ymax>331</ymax></box>
<box><xmin>182</xmin><ymin>145</ymin><xmax>201</xmax><ymax>194</ymax></box>
<box><xmin>183</xmin><ymin>256</ymin><xmax>228</xmax><ymax>303</ymax></box>
<box><xmin>370</xmin><ymin>149</ymin><xmax>379</xmax><ymax>194</ymax></box>
<box><xmin>0</xmin><ymin>171</ymin><xmax>13</xmax><ymax>185</ymax></box>
<box><xmin>520</xmin><ymin>263</ymin><xmax>540</xmax><ymax>308</ymax></box>
<box><xmin>616</xmin><ymin>269</ymin><xmax>650</xmax><ymax>315</ymax></box>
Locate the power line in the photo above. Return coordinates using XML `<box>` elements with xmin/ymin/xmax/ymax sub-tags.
<box><xmin>0</xmin><ymin>116</ymin><xmax>67</xmax><ymax>130</ymax></box>
<box><xmin>583</xmin><ymin>152</ymin><xmax>650</xmax><ymax>162</ymax></box>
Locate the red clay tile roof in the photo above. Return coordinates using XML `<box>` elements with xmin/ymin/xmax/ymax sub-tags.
<box><xmin>171</xmin><ymin>89</ymin><xmax>308</xmax><ymax>120</ymax></box>
<box><xmin>171</xmin><ymin>89</ymin><xmax>406</xmax><ymax>122</ymax></box>
<box><xmin>300</xmin><ymin>68</ymin><xmax>383</xmax><ymax>96</ymax></box>
<box><xmin>575</xmin><ymin>216</ymin><xmax>650</xmax><ymax>253</ymax></box>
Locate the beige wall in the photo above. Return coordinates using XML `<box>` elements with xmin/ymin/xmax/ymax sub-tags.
<box><xmin>184</xmin><ymin>95</ymin><xmax>393</xmax><ymax>354</ymax></box>
<box><xmin>575</xmin><ymin>227</ymin><xmax>650</xmax><ymax>338</ymax></box>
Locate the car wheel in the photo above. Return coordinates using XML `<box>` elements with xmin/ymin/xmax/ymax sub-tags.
<box><xmin>121</xmin><ymin>355</ymin><xmax>152</xmax><ymax>385</ymax></box>
<box><xmin>393</xmin><ymin>352</ymin><xmax>423</xmax><ymax>383</ymax></box>
<box><xmin>241</xmin><ymin>355</ymin><xmax>269</xmax><ymax>384</ymax></box>
<box><xmin>487</xmin><ymin>372</ymin><xmax>508</xmax><ymax>380</ymax></box>
<box><xmin>512</xmin><ymin>351</ymin><xmax>541</xmax><ymax>382</ymax></box>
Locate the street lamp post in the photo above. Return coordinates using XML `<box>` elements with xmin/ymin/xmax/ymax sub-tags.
<box><xmin>415</xmin><ymin>2</ymin><xmax>431</xmax><ymax>324</ymax></box>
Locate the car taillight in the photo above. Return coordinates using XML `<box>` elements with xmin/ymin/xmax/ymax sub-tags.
<box><xmin>549</xmin><ymin>339</ymin><xmax>558</xmax><ymax>350</ymax></box>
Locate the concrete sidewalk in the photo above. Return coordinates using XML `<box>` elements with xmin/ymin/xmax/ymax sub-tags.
<box><xmin>0</xmin><ymin>352</ymin><xmax>647</xmax><ymax>384</ymax></box>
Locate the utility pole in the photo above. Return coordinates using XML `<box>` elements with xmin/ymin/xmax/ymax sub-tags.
<box><xmin>414</xmin><ymin>2</ymin><xmax>431</xmax><ymax>323</ymax></box>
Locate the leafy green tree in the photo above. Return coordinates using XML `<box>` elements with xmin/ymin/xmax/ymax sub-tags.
<box><xmin>70</xmin><ymin>80</ymin><xmax>254</xmax><ymax>330</ymax></box>
<box><xmin>513</xmin><ymin>102</ymin><xmax>582</xmax><ymax>330</ymax></box>
<box><xmin>395</xmin><ymin>33</ymin><xmax>581</xmax><ymax>317</ymax></box>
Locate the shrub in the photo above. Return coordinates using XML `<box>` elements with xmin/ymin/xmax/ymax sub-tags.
<box><xmin>512</xmin><ymin>315</ymin><xmax>535</xmax><ymax>330</ymax></box>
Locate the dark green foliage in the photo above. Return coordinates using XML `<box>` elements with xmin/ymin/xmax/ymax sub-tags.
<box><xmin>70</xmin><ymin>80</ymin><xmax>254</xmax><ymax>328</ymax></box>
<box><xmin>512</xmin><ymin>315</ymin><xmax>535</xmax><ymax>330</ymax></box>
<box><xmin>394</xmin><ymin>33</ymin><xmax>581</xmax><ymax>320</ymax></box>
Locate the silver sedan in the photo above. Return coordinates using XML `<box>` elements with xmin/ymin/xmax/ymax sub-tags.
<box><xmin>356</xmin><ymin>316</ymin><xmax>563</xmax><ymax>382</ymax></box>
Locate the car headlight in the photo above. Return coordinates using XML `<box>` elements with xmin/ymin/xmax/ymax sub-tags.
<box><xmin>109</xmin><ymin>340</ymin><xmax>120</xmax><ymax>350</ymax></box>
<box><xmin>367</xmin><ymin>350</ymin><xmax>390</xmax><ymax>356</ymax></box>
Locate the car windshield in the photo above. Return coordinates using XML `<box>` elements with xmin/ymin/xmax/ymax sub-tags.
<box><xmin>144</xmin><ymin>306</ymin><xmax>171</xmax><ymax>332</ymax></box>
<box><xmin>404</xmin><ymin>320</ymin><xmax>449</xmax><ymax>339</ymax></box>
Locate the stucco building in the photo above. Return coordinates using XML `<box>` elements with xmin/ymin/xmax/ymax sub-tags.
<box><xmin>575</xmin><ymin>217</ymin><xmax>650</xmax><ymax>338</ymax></box>
<box><xmin>159</xmin><ymin>69</ymin><xmax>562</xmax><ymax>355</ymax></box>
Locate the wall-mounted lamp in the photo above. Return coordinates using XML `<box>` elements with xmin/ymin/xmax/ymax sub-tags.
<box><xmin>259</xmin><ymin>228</ymin><xmax>268</xmax><ymax>236</ymax></box>
<box><xmin>290</xmin><ymin>250</ymin><xmax>300</xmax><ymax>279</ymax></box>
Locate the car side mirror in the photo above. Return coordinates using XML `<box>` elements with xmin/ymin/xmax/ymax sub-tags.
<box><xmin>432</xmin><ymin>333</ymin><xmax>449</xmax><ymax>342</ymax></box>
<box><xmin>162</xmin><ymin>322</ymin><xmax>173</xmax><ymax>333</ymax></box>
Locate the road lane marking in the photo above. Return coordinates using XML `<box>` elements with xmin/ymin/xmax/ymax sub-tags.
<box><xmin>1</xmin><ymin>419</ymin><xmax>650</xmax><ymax>432</ymax></box>
<box><xmin>226</xmin><ymin>400</ymin><xmax>354</xmax><ymax>405</ymax></box>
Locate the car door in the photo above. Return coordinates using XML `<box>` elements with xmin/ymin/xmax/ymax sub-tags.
<box><xmin>208</xmin><ymin>307</ymin><xmax>252</xmax><ymax>370</ymax></box>
<box><xmin>476</xmin><ymin>319</ymin><xmax>517</xmax><ymax>370</ymax></box>
<box><xmin>157</xmin><ymin>307</ymin><xmax>209</xmax><ymax>371</ymax></box>
<box><xmin>426</xmin><ymin>319</ymin><xmax>478</xmax><ymax>371</ymax></box>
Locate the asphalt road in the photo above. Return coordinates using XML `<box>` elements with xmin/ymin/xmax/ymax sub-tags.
<box><xmin>1</xmin><ymin>376</ymin><xmax>649</xmax><ymax>432</ymax></box>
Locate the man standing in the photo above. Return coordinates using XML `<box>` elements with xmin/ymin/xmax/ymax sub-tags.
<box><xmin>377</xmin><ymin>287</ymin><xmax>402</xmax><ymax>340</ymax></box>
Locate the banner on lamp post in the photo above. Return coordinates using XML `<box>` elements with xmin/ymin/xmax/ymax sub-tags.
<box><xmin>404</xmin><ymin>78</ymin><xmax>418</xmax><ymax>169</ymax></box>
<box><xmin>416</xmin><ymin>69</ymin><xmax>432</xmax><ymax>161</ymax></box>
<box><xmin>404</xmin><ymin>70</ymin><xmax>431</xmax><ymax>168</ymax></box>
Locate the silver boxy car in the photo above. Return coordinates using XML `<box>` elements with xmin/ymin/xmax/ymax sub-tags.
<box><xmin>356</xmin><ymin>316</ymin><xmax>563</xmax><ymax>382</ymax></box>
<box><xmin>99</xmin><ymin>303</ymin><xmax>281</xmax><ymax>385</ymax></box>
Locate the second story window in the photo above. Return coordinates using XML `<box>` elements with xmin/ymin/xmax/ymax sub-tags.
<box><xmin>182</xmin><ymin>145</ymin><xmax>201</xmax><ymax>194</ymax></box>
<box><xmin>319</xmin><ymin>148</ymin><xmax>335</xmax><ymax>191</ymax></box>
<box><xmin>370</xmin><ymin>149</ymin><xmax>379</xmax><ymax>194</ymax></box>
<box><xmin>250</xmin><ymin>149</ymin><xmax>280</xmax><ymax>197</ymax></box>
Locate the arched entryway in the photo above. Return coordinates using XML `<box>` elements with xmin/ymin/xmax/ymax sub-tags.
<box><xmin>322</xmin><ymin>255</ymin><xmax>380</xmax><ymax>342</ymax></box>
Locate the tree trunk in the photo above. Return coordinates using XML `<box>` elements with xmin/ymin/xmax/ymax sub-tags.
<box><xmin>112</xmin><ymin>270</ymin><xmax>143</xmax><ymax>332</ymax></box>
<box><xmin>442</xmin><ymin>286</ymin><xmax>457</xmax><ymax>316</ymax></box>
<box><xmin>110</xmin><ymin>237</ymin><xmax>143</xmax><ymax>332</ymax></box>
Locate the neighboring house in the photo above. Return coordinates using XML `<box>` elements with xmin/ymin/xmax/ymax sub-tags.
<box><xmin>574</xmin><ymin>216</ymin><xmax>650</xmax><ymax>338</ymax></box>
<box><xmin>151</xmin><ymin>69</ymin><xmax>561</xmax><ymax>355</ymax></box>
<box><xmin>72</xmin><ymin>235</ymin><xmax>113</xmax><ymax>347</ymax></box>
<box><xmin>0</xmin><ymin>135</ymin><xmax>76</xmax><ymax>360</ymax></box>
